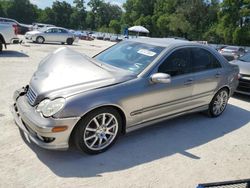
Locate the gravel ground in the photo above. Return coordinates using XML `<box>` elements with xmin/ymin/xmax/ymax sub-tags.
<box><xmin>0</xmin><ymin>39</ymin><xmax>250</xmax><ymax>188</ymax></box>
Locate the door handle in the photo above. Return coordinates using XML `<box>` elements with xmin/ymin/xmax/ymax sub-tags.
<box><xmin>184</xmin><ymin>78</ymin><xmax>194</xmax><ymax>85</ymax></box>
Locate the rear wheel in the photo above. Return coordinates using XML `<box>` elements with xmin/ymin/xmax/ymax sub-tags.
<box><xmin>66</xmin><ymin>38</ymin><xmax>73</xmax><ymax>45</ymax></box>
<box><xmin>208</xmin><ymin>88</ymin><xmax>229</xmax><ymax>117</ymax></box>
<box><xmin>36</xmin><ymin>36</ymin><xmax>45</xmax><ymax>44</ymax></box>
<box><xmin>74</xmin><ymin>107</ymin><xmax>122</xmax><ymax>154</ymax></box>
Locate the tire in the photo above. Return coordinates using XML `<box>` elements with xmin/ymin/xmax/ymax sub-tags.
<box><xmin>61</xmin><ymin>42</ymin><xmax>65</xmax><ymax>45</ymax></box>
<box><xmin>66</xmin><ymin>38</ymin><xmax>73</xmax><ymax>45</ymax></box>
<box><xmin>0</xmin><ymin>40</ymin><xmax>3</xmax><ymax>52</ymax></box>
<box><xmin>36</xmin><ymin>36</ymin><xmax>45</xmax><ymax>44</ymax></box>
<box><xmin>74</xmin><ymin>107</ymin><xmax>122</xmax><ymax>154</ymax></box>
<box><xmin>208</xmin><ymin>88</ymin><xmax>229</xmax><ymax>117</ymax></box>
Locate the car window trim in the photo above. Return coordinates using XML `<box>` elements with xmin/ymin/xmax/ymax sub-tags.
<box><xmin>144</xmin><ymin>45</ymin><xmax>224</xmax><ymax>78</ymax></box>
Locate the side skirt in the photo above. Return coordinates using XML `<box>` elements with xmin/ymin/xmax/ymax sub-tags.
<box><xmin>126</xmin><ymin>105</ymin><xmax>208</xmax><ymax>133</ymax></box>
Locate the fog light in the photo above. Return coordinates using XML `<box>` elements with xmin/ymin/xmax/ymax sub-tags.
<box><xmin>52</xmin><ymin>126</ymin><xmax>68</xmax><ymax>133</ymax></box>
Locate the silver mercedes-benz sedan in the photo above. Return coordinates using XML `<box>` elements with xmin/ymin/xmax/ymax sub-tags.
<box><xmin>25</xmin><ymin>27</ymin><xmax>75</xmax><ymax>45</ymax></box>
<box><xmin>12</xmin><ymin>38</ymin><xmax>239</xmax><ymax>154</ymax></box>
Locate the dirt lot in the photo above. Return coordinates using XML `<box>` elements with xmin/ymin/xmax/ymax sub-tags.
<box><xmin>0</xmin><ymin>39</ymin><xmax>250</xmax><ymax>188</ymax></box>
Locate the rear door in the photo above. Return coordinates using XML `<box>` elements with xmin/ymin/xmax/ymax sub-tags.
<box><xmin>57</xmin><ymin>29</ymin><xmax>68</xmax><ymax>42</ymax></box>
<box><xmin>190</xmin><ymin>47</ymin><xmax>223</xmax><ymax>106</ymax></box>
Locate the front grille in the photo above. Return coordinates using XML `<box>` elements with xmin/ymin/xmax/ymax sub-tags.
<box><xmin>26</xmin><ymin>87</ymin><xmax>37</xmax><ymax>105</ymax></box>
<box><xmin>237</xmin><ymin>78</ymin><xmax>250</xmax><ymax>93</ymax></box>
<box><xmin>198</xmin><ymin>179</ymin><xmax>250</xmax><ymax>188</ymax></box>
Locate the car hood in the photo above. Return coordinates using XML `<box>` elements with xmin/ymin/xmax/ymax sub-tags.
<box><xmin>230</xmin><ymin>60</ymin><xmax>250</xmax><ymax>75</ymax></box>
<box><xmin>26</xmin><ymin>30</ymin><xmax>42</xmax><ymax>35</ymax></box>
<box><xmin>30</xmin><ymin>47</ymin><xmax>135</xmax><ymax>102</ymax></box>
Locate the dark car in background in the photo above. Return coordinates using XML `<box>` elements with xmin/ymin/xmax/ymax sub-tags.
<box><xmin>219</xmin><ymin>46</ymin><xmax>246</xmax><ymax>61</ymax></box>
<box><xmin>230</xmin><ymin>53</ymin><xmax>250</xmax><ymax>95</ymax></box>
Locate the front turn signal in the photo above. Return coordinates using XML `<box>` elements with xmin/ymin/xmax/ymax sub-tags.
<box><xmin>52</xmin><ymin>126</ymin><xmax>68</xmax><ymax>133</ymax></box>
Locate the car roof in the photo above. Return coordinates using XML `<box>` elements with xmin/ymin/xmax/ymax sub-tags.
<box><xmin>0</xmin><ymin>17</ymin><xmax>19</xmax><ymax>24</ymax></box>
<box><xmin>46</xmin><ymin>27</ymin><xmax>68</xmax><ymax>30</ymax></box>
<box><xmin>128</xmin><ymin>37</ymin><xmax>198</xmax><ymax>48</ymax></box>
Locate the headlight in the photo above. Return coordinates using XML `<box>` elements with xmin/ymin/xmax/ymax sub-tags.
<box><xmin>37</xmin><ymin>98</ymin><xmax>65</xmax><ymax>117</ymax></box>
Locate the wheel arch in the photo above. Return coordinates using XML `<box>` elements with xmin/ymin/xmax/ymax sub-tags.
<box><xmin>216</xmin><ymin>85</ymin><xmax>231</xmax><ymax>96</ymax></box>
<box><xmin>69</xmin><ymin>104</ymin><xmax>127</xmax><ymax>144</ymax></box>
<box><xmin>36</xmin><ymin>35</ymin><xmax>45</xmax><ymax>41</ymax></box>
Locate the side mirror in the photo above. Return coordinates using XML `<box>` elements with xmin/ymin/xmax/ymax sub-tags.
<box><xmin>150</xmin><ymin>73</ymin><xmax>171</xmax><ymax>84</ymax></box>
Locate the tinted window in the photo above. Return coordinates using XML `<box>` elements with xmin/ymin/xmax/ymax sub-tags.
<box><xmin>58</xmin><ymin>29</ymin><xmax>68</xmax><ymax>33</ymax></box>
<box><xmin>158</xmin><ymin>48</ymin><xmax>191</xmax><ymax>76</ymax></box>
<box><xmin>191</xmin><ymin>48</ymin><xmax>221</xmax><ymax>72</ymax></box>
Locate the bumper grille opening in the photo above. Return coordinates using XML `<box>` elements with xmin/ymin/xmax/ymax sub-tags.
<box><xmin>37</xmin><ymin>134</ymin><xmax>55</xmax><ymax>143</ymax></box>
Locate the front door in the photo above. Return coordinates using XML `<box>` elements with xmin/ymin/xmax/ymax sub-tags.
<box><xmin>136</xmin><ymin>48</ymin><xmax>195</xmax><ymax>123</ymax></box>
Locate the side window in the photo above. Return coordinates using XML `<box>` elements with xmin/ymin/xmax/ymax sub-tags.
<box><xmin>191</xmin><ymin>48</ymin><xmax>221</xmax><ymax>72</ymax></box>
<box><xmin>52</xmin><ymin>28</ymin><xmax>58</xmax><ymax>33</ymax></box>
<box><xmin>59</xmin><ymin>29</ymin><xmax>67</xmax><ymax>33</ymax></box>
<box><xmin>158</xmin><ymin>48</ymin><xmax>191</xmax><ymax>77</ymax></box>
<box><xmin>45</xmin><ymin>29</ymin><xmax>52</xmax><ymax>33</ymax></box>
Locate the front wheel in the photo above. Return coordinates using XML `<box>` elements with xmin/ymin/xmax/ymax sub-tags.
<box><xmin>74</xmin><ymin>107</ymin><xmax>122</xmax><ymax>154</ymax></box>
<box><xmin>208</xmin><ymin>89</ymin><xmax>229</xmax><ymax>117</ymax></box>
<box><xmin>36</xmin><ymin>36</ymin><xmax>45</xmax><ymax>44</ymax></box>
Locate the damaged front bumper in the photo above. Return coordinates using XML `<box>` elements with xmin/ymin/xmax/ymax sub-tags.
<box><xmin>11</xmin><ymin>88</ymin><xmax>80</xmax><ymax>150</ymax></box>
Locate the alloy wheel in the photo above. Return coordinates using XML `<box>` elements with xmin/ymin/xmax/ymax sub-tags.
<box><xmin>212</xmin><ymin>90</ymin><xmax>228</xmax><ymax>116</ymax></box>
<box><xmin>83</xmin><ymin>113</ymin><xmax>118</xmax><ymax>151</ymax></box>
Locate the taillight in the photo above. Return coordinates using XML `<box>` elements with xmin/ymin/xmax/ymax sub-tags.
<box><xmin>12</xmin><ymin>24</ymin><xmax>18</xmax><ymax>35</ymax></box>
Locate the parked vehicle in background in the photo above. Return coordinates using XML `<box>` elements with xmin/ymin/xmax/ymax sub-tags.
<box><xmin>12</xmin><ymin>38</ymin><xmax>239</xmax><ymax>154</ymax></box>
<box><xmin>230</xmin><ymin>53</ymin><xmax>250</xmax><ymax>95</ymax></box>
<box><xmin>32</xmin><ymin>23</ymin><xmax>55</xmax><ymax>30</ymax></box>
<box><xmin>73</xmin><ymin>31</ymin><xmax>94</xmax><ymax>41</ymax></box>
<box><xmin>0</xmin><ymin>17</ymin><xmax>32</xmax><ymax>35</ymax></box>
<box><xmin>103</xmin><ymin>34</ymin><xmax>111</xmax><ymax>41</ymax></box>
<box><xmin>219</xmin><ymin>46</ymin><xmax>246</xmax><ymax>61</ymax></box>
<box><xmin>0</xmin><ymin>23</ymin><xmax>19</xmax><ymax>52</ymax></box>
<box><xmin>25</xmin><ymin>27</ymin><xmax>75</xmax><ymax>45</ymax></box>
<box><xmin>96</xmin><ymin>33</ymin><xmax>104</xmax><ymax>40</ymax></box>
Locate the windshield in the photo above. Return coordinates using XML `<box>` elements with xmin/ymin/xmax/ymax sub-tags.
<box><xmin>239</xmin><ymin>53</ymin><xmax>250</xmax><ymax>62</ymax></box>
<box><xmin>95</xmin><ymin>41</ymin><xmax>164</xmax><ymax>74</ymax></box>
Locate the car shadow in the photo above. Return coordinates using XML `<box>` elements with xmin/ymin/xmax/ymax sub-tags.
<box><xmin>26</xmin><ymin>42</ymin><xmax>80</xmax><ymax>46</ymax></box>
<box><xmin>20</xmin><ymin>104</ymin><xmax>250</xmax><ymax>178</ymax></box>
<box><xmin>0</xmin><ymin>50</ymin><xmax>29</xmax><ymax>58</ymax></box>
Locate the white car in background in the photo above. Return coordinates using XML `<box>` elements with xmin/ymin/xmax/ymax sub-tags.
<box><xmin>25</xmin><ymin>27</ymin><xmax>75</xmax><ymax>45</ymax></box>
<box><xmin>0</xmin><ymin>23</ymin><xmax>19</xmax><ymax>52</ymax></box>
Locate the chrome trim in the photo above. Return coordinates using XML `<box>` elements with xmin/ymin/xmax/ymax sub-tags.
<box><xmin>26</xmin><ymin>87</ymin><xmax>37</xmax><ymax>105</ymax></box>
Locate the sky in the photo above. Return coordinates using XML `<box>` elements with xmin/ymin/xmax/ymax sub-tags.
<box><xmin>29</xmin><ymin>0</ymin><xmax>125</xmax><ymax>9</ymax></box>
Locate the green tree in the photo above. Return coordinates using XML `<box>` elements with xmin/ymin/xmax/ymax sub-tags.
<box><xmin>4</xmin><ymin>0</ymin><xmax>38</xmax><ymax>23</ymax></box>
<box><xmin>109</xmin><ymin>19</ymin><xmax>120</xmax><ymax>34</ymax></box>
<box><xmin>51</xmin><ymin>1</ymin><xmax>73</xmax><ymax>27</ymax></box>
<box><xmin>70</xmin><ymin>0</ymin><xmax>86</xmax><ymax>29</ymax></box>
